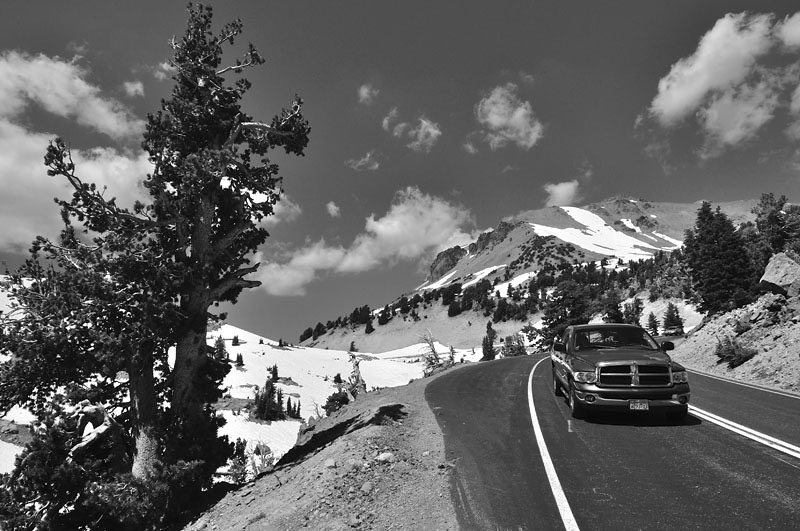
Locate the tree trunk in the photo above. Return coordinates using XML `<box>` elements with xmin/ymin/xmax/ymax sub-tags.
<box><xmin>172</xmin><ymin>291</ymin><xmax>209</xmax><ymax>423</ymax></box>
<box><xmin>129</xmin><ymin>353</ymin><xmax>160</xmax><ymax>480</ymax></box>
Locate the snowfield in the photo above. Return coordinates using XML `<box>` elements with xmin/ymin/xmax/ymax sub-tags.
<box><xmin>0</xmin><ymin>323</ymin><xmax>438</xmax><ymax>472</ymax></box>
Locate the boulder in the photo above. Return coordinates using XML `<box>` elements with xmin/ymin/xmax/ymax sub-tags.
<box><xmin>760</xmin><ymin>253</ymin><xmax>800</xmax><ymax>298</ymax></box>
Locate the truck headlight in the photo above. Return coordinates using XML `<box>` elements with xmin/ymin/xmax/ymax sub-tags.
<box><xmin>574</xmin><ymin>371</ymin><xmax>597</xmax><ymax>384</ymax></box>
<box><xmin>672</xmin><ymin>371</ymin><xmax>688</xmax><ymax>384</ymax></box>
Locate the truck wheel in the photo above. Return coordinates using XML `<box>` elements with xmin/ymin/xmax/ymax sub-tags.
<box><xmin>569</xmin><ymin>384</ymin><xmax>585</xmax><ymax>419</ymax></box>
<box><xmin>552</xmin><ymin>365</ymin><xmax>563</xmax><ymax>397</ymax></box>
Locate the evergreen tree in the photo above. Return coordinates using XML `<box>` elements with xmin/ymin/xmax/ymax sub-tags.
<box><xmin>232</xmin><ymin>335</ymin><xmax>240</xmax><ymax>346</ymax></box>
<box><xmin>602</xmin><ymin>291</ymin><xmax>624</xmax><ymax>323</ymax></box>
<box><xmin>299</xmin><ymin>327</ymin><xmax>313</xmax><ymax>342</ymax></box>
<box><xmin>365</xmin><ymin>319</ymin><xmax>375</xmax><ymax>334</ymax></box>
<box><xmin>252</xmin><ymin>378</ymin><xmax>285</xmax><ymax>421</ymax></box>
<box><xmin>447</xmin><ymin>300</ymin><xmax>462</xmax><ymax>317</ymax></box>
<box><xmin>662</xmin><ymin>302</ymin><xmax>684</xmax><ymax>334</ymax></box>
<box><xmin>684</xmin><ymin>202</ymin><xmax>754</xmax><ymax>314</ymax></box>
<box><xmin>270</xmin><ymin>364</ymin><xmax>279</xmax><ymax>381</ymax></box>
<box><xmin>646</xmin><ymin>312</ymin><xmax>660</xmax><ymax>336</ymax></box>
<box><xmin>623</xmin><ymin>297</ymin><xmax>643</xmax><ymax>325</ymax></box>
<box><xmin>214</xmin><ymin>335</ymin><xmax>228</xmax><ymax>360</ymax></box>
<box><xmin>541</xmin><ymin>280</ymin><xmax>592</xmax><ymax>342</ymax></box>
<box><xmin>349</xmin><ymin>341</ymin><xmax>358</xmax><ymax>352</ymax></box>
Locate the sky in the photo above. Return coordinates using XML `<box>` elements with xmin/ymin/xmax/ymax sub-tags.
<box><xmin>1</xmin><ymin>1</ymin><xmax>800</xmax><ymax>341</ymax></box>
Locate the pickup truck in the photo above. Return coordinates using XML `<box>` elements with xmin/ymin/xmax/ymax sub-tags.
<box><xmin>551</xmin><ymin>323</ymin><xmax>690</xmax><ymax>419</ymax></box>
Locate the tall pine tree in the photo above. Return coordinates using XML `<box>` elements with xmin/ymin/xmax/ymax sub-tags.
<box><xmin>0</xmin><ymin>4</ymin><xmax>309</xmax><ymax>528</ymax></box>
<box><xmin>684</xmin><ymin>202</ymin><xmax>754</xmax><ymax>314</ymax></box>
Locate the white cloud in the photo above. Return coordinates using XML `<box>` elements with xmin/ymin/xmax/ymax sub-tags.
<box><xmin>153</xmin><ymin>61</ymin><xmax>176</xmax><ymax>81</ymax></box>
<box><xmin>345</xmin><ymin>150</ymin><xmax>380</xmax><ymax>171</ymax></box>
<box><xmin>0</xmin><ymin>51</ymin><xmax>145</xmax><ymax>140</ymax></box>
<box><xmin>787</xmin><ymin>84</ymin><xmax>800</xmax><ymax>139</ymax></box>
<box><xmin>358</xmin><ymin>83</ymin><xmax>379</xmax><ymax>105</ymax></box>
<box><xmin>406</xmin><ymin>117</ymin><xmax>442</xmax><ymax>153</ymax></box>
<box><xmin>0</xmin><ymin>121</ymin><xmax>151</xmax><ymax>250</ymax></box>
<box><xmin>382</xmin><ymin>107</ymin><xmax>399</xmax><ymax>132</ymax></box>
<box><xmin>383</xmin><ymin>108</ymin><xmax>441</xmax><ymax>153</ymax></box>
<box><xmin>777</xmin><ymin>12</ymin><xmax>800</xmax><ymax>48</ymax></box>
<box><xmin>262</xmin><ymin>194</ymin><xmax>302</xmax><ymax>227</ymax></box>
<box><xmin>326</xmin><ymin>201</ymin><xmax>341</xmax><ymax>218</ymax></box>
<box><xmin>698</xmin><ymin>80</ymin><xmax>780</xmax><ymax>157</ymax></box>
<box><xmin>255</xmin><ymin>241</ymin><xmax>346</xmax><ymax>296</ymax></box>
<box><xmin>649</xmin><ymin>13</ymin><xmax>774</xmax><ymax>126</ymax></box>
<box><xmin>462</xmin><ymin>141</ymin><xmax>478</xmax><ymax>155</ymax></box>
<box><xmin>256</xmin><ymin>187</ymin><xmax>479</xmax><ymax>295</ymax></box>
<box><xmin>475</xmin><ymin>83</ymin><xmax>543</xmax><ymax>150</ymax></box>
<box><xmin>123</xmin><ymin>80</ymin><xmax>144</xmax><ymax>98</ymax></box>
<box><xmin>543</xmin><ymin>180</ymin><xmax>581</xmax><ymax>207</ymax></box>
<box><xmin>0</xmin><ymin>52</ymin><xmax>154</xmax><ymax>250</ymax></box>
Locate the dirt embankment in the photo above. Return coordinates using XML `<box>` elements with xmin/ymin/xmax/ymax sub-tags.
<box><xmin>671</xmin><ymin>292</ymin><xmax>800</xmax><ymax>393</ymax></box>
<box><xmin>185</xmin><ymin>370</ymin><xmax>460</xmax><ymax>531</ymax></box>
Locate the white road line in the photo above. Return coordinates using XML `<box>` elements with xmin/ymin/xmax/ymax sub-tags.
<box><xmin>689</xmin><ymin>405</ymin><xmax>800</xmax><ymax>460</ymax></box>
<box><xmin>528</xmin><ymin>358</ymin><xmax>580</xmax><ymax>531</ymax></box>
<box><xmin>687</xmin><ymin>369</ymin><xmax>800</xmax><ymax>399</ymax></box>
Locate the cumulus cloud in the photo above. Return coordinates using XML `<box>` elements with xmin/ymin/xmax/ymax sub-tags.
<box><xmin>382</xmin><ymin>108</ymin><xmax>441</xmax><ymax>152</ymax></box>
<box><xmin>474</xmin><ymin>83</ymin><xmax>543</xmax><ymax>150</ymax></box>
<box><xmin>543</xmin><ymin>180</ymin><xmax>581</xmax><ymax>207</ymax></box>
<box><xmin>345</xmin><ymin>150</ymin><xmax>380</xmax><ymax>171</ymax></box>
<box><xmin>698</xmin><ymin>79</ymin><xmax>780</xmax><ymax>157</ymax></box>
<box><xmin>122</xmin><ymin>80</ymin><xmax>144</xmax><ymax>98</ymax></box>
<box><xmin>645</xmin><ymin>11</ymin><xmax>800</xmax><ymax>157</ymax></box>
<box><xmin>153</xmin><ymin>61</ymin><xmax>176</xmax><ymax>81</ymax></box>
<box><xmin>382</xmin><ymin>107</ymin><xmax>399</xmax><ymax>132</ymax></box>
<box><xmin>256</xmin><ymin>187</ymin><xmax>479</xmax><ymax>295</ymax></box>
<box><xmin>0</xmin><ymin>51</ymin><xmax>145</xmax><ymax>140</ymax></box>
<box><xmin>0</xmin><ymin>120</ymin><xmax>151</xmax><ymax>250</ymax></box>
<box><xmin>649</xmin><ymin>13</ymin><xmax>774</xmax><ymax>126</ymax></box>
<box><xmin>358</xmin><ymin>83</ymin><xmax>379</xmax><ymax>105</ymax></box>
<box><xmin>326</xmin><ymin>201</ymin><xmax>341</xmax><ymax>218</ymax></box>
<box><xmin>261</xmin><ymin>194</ymin><xmax>302</xmax><ymax>227</ymax></box>
<box><xmin>0</xmin><ymin>51</ymin><xmax>152</xmax><ymax>250</ymax></box>
<box><xmin>777</xmin><ymin>12</ymin><xmax>800</xmax><ymax>48</ymax></box>
<box><xmin>406</xmin><ymin>117</ymin><xmax>442</xmax><ymax>153</ymax></box>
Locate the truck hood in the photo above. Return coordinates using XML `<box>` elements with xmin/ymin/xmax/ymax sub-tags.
<box><xmin>573</xmin><ymin>348</ymin><xmax>671</xmax><ymax>366</ymax></box>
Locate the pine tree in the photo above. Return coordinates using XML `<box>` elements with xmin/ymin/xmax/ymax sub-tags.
<box><xmin>214</xmin><ymin>335</ymin><xmax>228</xmax><ymax>360</ymax></box>
<box><xmin>270</xmin><ymin>364</ymin><xmax>279</xmax><ymax>381</ymax></box>
<box><xmin>684</xmin><ymin>202</ymin><xmax>754</xmax><ymax>314</ymax></box>
<box><xmin>646</xmin><ymin>312</ymin><xmax>660</xmax><ymax>336</ymax></box>
<box><xmin>602</xmin><ymin>291</ymin><xmax>624</xmax><ymax>323</ymax></box>
<box><xmin>662</xmin><ymin>302</ymin><xmax>684</xmax><ymax>334</ymax></box>
<box><xmin>0</xmin><ymin>6</ymin><xmax>309</xmax><ymax>526</ymax></box>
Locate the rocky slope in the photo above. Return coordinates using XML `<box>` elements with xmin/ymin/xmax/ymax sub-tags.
<box><xmin>185</xmin><ymin>370</ymin><xmax>459</xmax><ymax>531</ymax></box>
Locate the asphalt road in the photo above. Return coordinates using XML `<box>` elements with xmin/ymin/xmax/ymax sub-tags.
<box><xmin>425</xmin><ymin>355</ymin><xmax>800</xmax><ymax>531</ymax></box>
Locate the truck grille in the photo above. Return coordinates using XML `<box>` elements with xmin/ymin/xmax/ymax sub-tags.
<box><xmin>598</xmin><ymin>364</ymin><xmax>671</xmax><ymax>387</ymax></box>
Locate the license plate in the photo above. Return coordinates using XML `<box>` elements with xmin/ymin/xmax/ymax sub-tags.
<box><xmin>629</xmin><ymin>400</ymin><xmax>649</xmax><ymax>411</ymax></box>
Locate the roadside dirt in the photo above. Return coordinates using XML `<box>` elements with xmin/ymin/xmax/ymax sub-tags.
<box><xmin>185</xmin><ymin>368</ymin><xmax>460</xmax><ymax>531</ymax></box>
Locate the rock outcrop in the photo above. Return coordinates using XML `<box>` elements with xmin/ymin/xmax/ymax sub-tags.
<box><xmin>760</xmin><ymin>252</ymin><xmax>800</xmax><ymax>297</ymax></box>
<box><xmin>427</xmin><ymin>246</ymin><xmax>467</xmax><ymax>282</ymax></box>
<box><xmin>467</xmin><ymin>221</ymin><xmax>517</xmax><ymax>255</ymax></box>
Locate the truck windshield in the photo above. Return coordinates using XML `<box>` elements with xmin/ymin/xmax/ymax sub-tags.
<box><xmin>573</xmin><ymin>328</ymin><xmax>659</xmax><ymax>350</ymax></box>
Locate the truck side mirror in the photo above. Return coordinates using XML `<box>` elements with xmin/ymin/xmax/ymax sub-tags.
<box><xmin>553</xmin><ymin>342</ymin><xmax>566</xmax><ymax>352</ymax></box>
<box><xmin>661</xmin><ymin>341</ymin><xmax>674</xmax><ymax>351</ymax></box>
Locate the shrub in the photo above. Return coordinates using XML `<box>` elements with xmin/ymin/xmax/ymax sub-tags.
<box><xmin>323</xmin><ymin>391</ymin><xmax>350</xmax><ymax>416</ymax></box>
<box><xmin>714</xmin><ymin>335</ymin><xmax>758</xmax><ymax>369</ymax></box>
<box><xmin>502</xmin><ymin>335</ymin><xmax>526</xmax><ymax>357</ymax></box>
<box><xmin>228</xmin><ymin>438</ymin><xmax>248</xmax><ymax>485</ymax></box>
